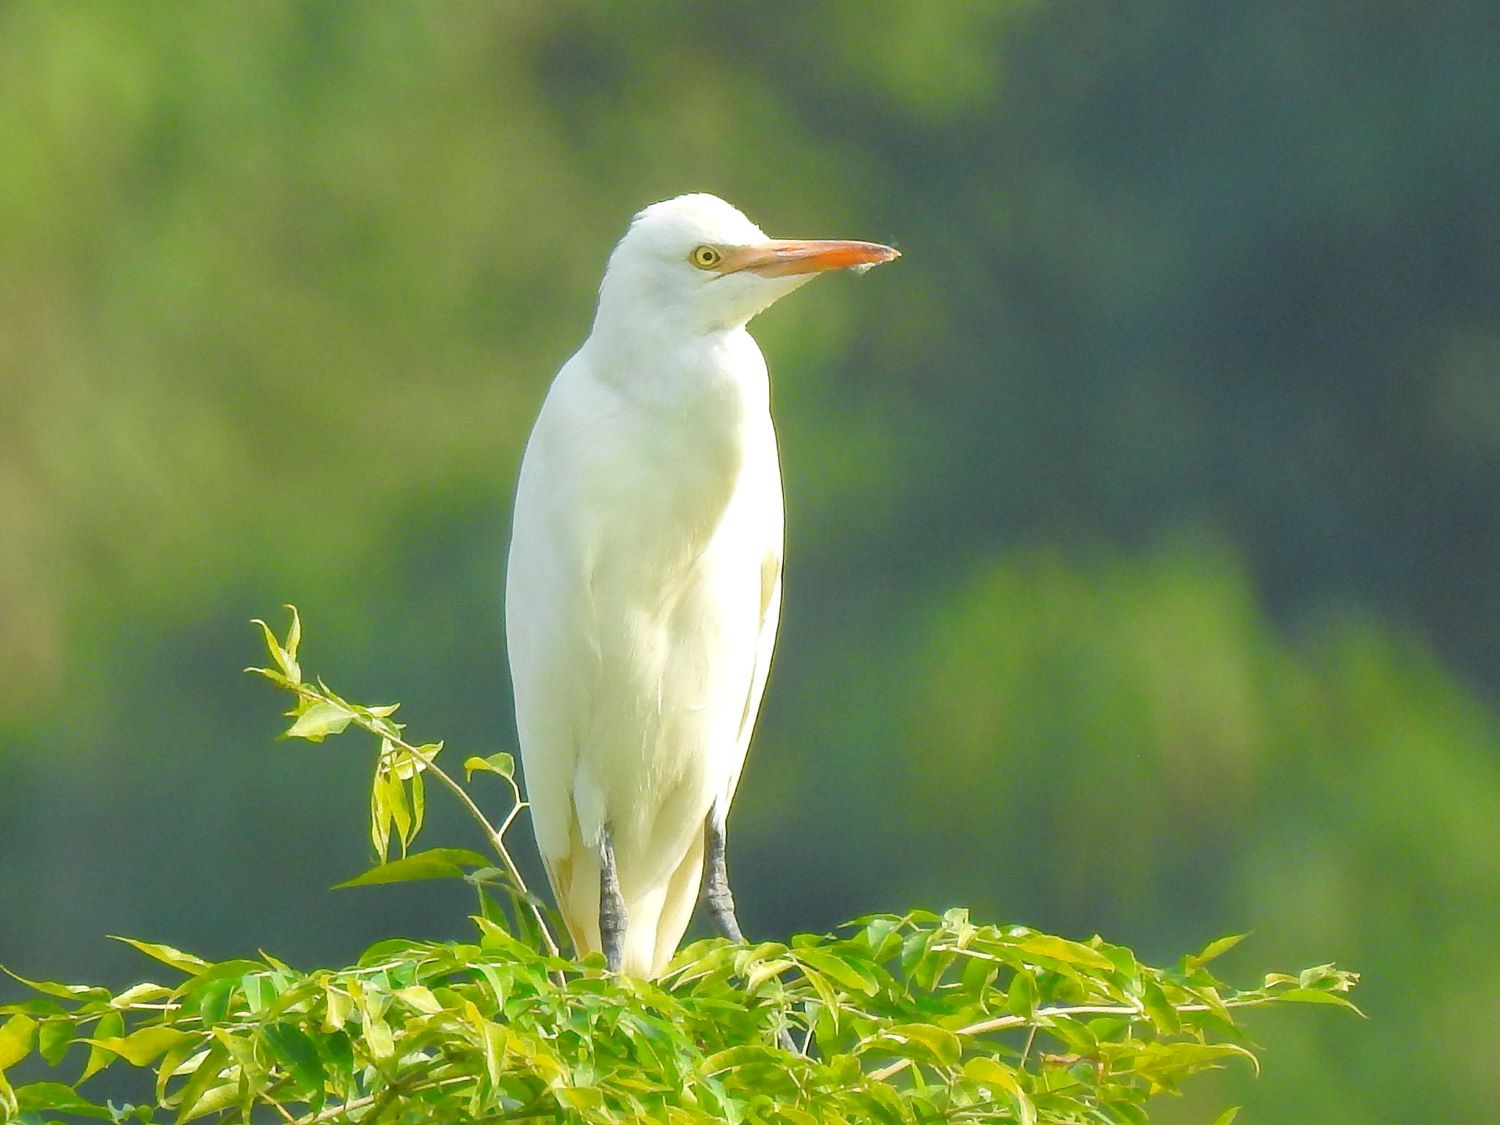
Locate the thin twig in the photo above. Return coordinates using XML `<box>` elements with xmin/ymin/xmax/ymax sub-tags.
<box><xmin>264</xmin><ymin>1090</ymin><xmax>298</xmax><ymax>1124</ymax></box>
<box><xmin>1017</xmin><ymin>1023</ymin><xmax>1038</xmax><ymax>1071</ymax></box>
<box><xmin>392</xmin><ymin>738</ymin><xmax>561</xmax><ymax>960</ymax></box>
<box><xmin>283</xmin><ymin>677</ymin><xmax>561</xmax><ymax>959</ymax></box>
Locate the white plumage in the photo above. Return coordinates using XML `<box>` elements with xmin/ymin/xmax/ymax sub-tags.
<box><xmin>506</xmin><ymin>194</ymin><xmax>897</xmax><ymax>977</ymax></box>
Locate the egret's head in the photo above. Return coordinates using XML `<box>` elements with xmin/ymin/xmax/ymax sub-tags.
<box><xmin>594</xmin><ymin>193</ymin><xmax>898</xmax><ymax>337</ymax></box>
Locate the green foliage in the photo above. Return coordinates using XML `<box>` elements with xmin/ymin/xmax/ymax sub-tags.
<box><xmin>0</xmin><ymin>612</ymin><xmax>1358</xmax><ymax>1123</ymax></box>
<box><xmin>0</xmin><ymin>917</ymin><xmax>1359</xmax><ymax>1125</ymax></box>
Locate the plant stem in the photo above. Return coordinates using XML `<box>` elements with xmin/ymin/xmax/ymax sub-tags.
<box><xmin>284</xmin><ymin>678</ymin><xmax>561</xmax><ymax>959</ymax></box>
<box><xmin>381</xmin><ymin>731</ymin><xmax>560</xmax><ymax>959</ymax></box>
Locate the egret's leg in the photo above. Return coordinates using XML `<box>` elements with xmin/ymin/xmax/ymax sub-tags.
<box><xmin>703</xmin><ymin>817</ymin><xmax>798</xmax><ymax>1051</ymax></box>
<box><xmin>701</xmin><ymin>817</ymin><xmax>745</xmax><ymax>943</ymax></box>
<box><xmin>598</xmin><ymin>829</ymin><xmax>627</xmax><ymax>973</ymax></box>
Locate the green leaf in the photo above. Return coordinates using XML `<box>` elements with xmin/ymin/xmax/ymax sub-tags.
<box><xmin>1131</xmin><ymin>1040</ymin><xmax>1260</xmax><ymax>1080</ymax></box>
<box><xmin>362</xmin><ymin>1014</ymin><xmax>395</xmax><ymax>1060</ymax></box>
<box><xmin>393</xmin><ymin>985</ymin><xmax>443</xmax><ymax>1015</ymax></box>
<box><xmin>555</xmin><ymin>1086</ymin><xmax>605</xmax><ymax>1112</ymax></box>
<box><xmin>315</xmin><ymin>1031</ymin><xmax>355</xmax><ymax>1101</ymax></box>
<box><xmin>81</xmin><ymin>1027</ymin><xmax>197</xmax><ymax>1067</ymax></box>
<box><xmin>358</xmin><ymin>938</ymin><xmax>430</xmax><ymax>964</ymax></box>
<box><xmin>80</xmin><ymin>1010</ymin><xmax>123</xmax><ymax>1081</ymax></box>
<box><xmin>1210</xmin><ymin>1109</ymin><xmax>1241</xmax><ymax>1125</ymax></box>
<box><xmin>370</xmin><ymin>762</ymin><xmax>392</xmax><ymax>864</ymax></box>
<box><xmin>179</xmin><ymin>1080</ymin><xmax>239</xmax><ymax>1123</ymax></box>
<box><xmin>745</xmin><ymin>957</ymin><xmax>796</xmax><ymax>992</ymax></box>
<box><xmin>172</xmin><ymin>1042</ymin><xmax>230</xmax><ymax>1124</ymax></box>
<box><xmin>407</xmin><ymin>769</ymin><xmax>425</xmax><ymax>850</ymax></box>
<box><xmin>286</xmin><ymin>700</ymin><xmax>355</xmax><ymax>741</ymax></box>
<box><xmin>112</xmin><ymin>981</ymin><xmax>176</xmax><ymax>1007</ymax></box>
<box><xmin>1</xmin><ymin>967</ymin><xmax>110</xmax><ymax>1003</ymax></box>
<box><xmin>263</xmin><ymin>1022</ymin><xmax>326</xmax><ymax>1103</ymax></box>
<box><xmin>15</xmin><ymin>1081</ymin><xmax>111</xmax><ymax>1119</ymax></box>
<box><xmin>1006</xmin><ymin>969</ymin><xmax>1038</xmax><ymax>1018</ymax></box>
<box><xmin>1271</xmin><ymin>988</ymin><xmax>1367</xmax><ymax>1016</ymax></box>
<box><xmin>964</xmin><ymin>1057</ymin><xmax>1036</xmax><ymax>1125</ymax></box>
<box><xmin>110</xmin><ymin>938</ymin><xmax>212</xmax><ymax>975</ymax></box>
<box><xmin>38</xmin><ymin>1015</ymin><xmax>73</xmax><ymax>1065</ymax></box>
<box><xmin>880</xmin><ymin>1022</ymin><xmax>961</xmax><ymax>1067</ymax></box>
<box><xmin>1012</xmin><ymin>932</ymin><xmax>1116</xmax><ymax>971</ymax></box>
<box><xmin>1097</xmin><ymin>939</ymin><xmax>1141</xmax><ymax>986</ymax></box>
<box><xmin>1298</xmin><ymin>963</ymin><xmax>1337</xmax><ymax>987</ymax></box>
<box><xmin>322</xmin><ymin>984</ymin><xmax>352</xmax><ymax>1032</ymax></box>
<box><xmin>794</xmin><ymin>947</ymin><xmax>879</xmax><ymax>996</ymax></box>
<box><xmin>155</xmin><ymin>1039</ymin><xmax>201</xmax><ymax>1108</ymax></box>
<box><xmin>0</xmin><ymin>999</ymin><xmax>63</xmax><ymax>1018</ymax></box>
<box><xmin>0</xmin><ymin>1013</ymin><xmax>37</xmax><ymax>1071</ymax></box>
<box><xmin>283</xmin><ymin>605</ymin><xmax>302</xmax><ymax>670</ymax></box>
<box><xmin>251</xmin><ymin>612</ymin><xmax>300</xmax><ymax>684</ymax></box>
<box><xmin>176</xmin><ymin>958</ymin><xmax>267</xmax><ymax>992</ymax></box>
<box><xmin>333</xmin><ymin>848</ymin><xmax>492</xmax><ymax>888</ymax></box>
<box><xmin>464</xmin><ymin>753</ymin><xmax>516</xmax><ymax>781</ymax></box>
<box><xmin>1139</xmin><ymin>977</ymin><xmax>1182</xmax><ymax>1034</ymax></box>
<box><xmin>963</xmin><ymin>1054</ymin><xmax>1018</xmax><ymax>1090</ymax></box>
<box><xmin>1193</xmin><ymin>933</ymin><xmax>1248</xmax><ymax>967</ymax></box>
<box><xmin>386</xmin><ymin>759</ymin><xmax>412</xmax><ymax>845</ymax></box>
<box><xmin>798</xmin><ymin>962</ymin><xmax>842</xmax><ymax>1034</ymax></box>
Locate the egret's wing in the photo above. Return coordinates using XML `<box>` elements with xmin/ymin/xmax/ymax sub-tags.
<box><xmin>505</xmin><ymin>366</ymin><xmax>602</xmax><ymax>955</ymax></box>
<box><xmin>506</xmin><ymin>570</ymin><xmax>595</xmax><ymax>954</ymax></box>
<box><xmin>720</xmin><ymin>439</ymin><xmax>784</xmax><ymax>816</ymax></box>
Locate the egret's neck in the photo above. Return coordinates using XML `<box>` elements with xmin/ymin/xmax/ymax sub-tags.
<box><xmin>576</xmin><ymin>315</ymin><xmax>771</xmax><ymax>546</ymax></box>
<box><xmin>583</xmin><ymin>311</ymin><xmax>769</xmax><ymax>425</ymax></box>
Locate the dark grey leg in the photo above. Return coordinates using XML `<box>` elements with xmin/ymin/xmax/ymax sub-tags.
<box><xmin>701</xmin><ymin>816</ymin><xmax>799</xmax><ymax>1052</ymax></box>
<box><xmin>702</xmin><ymin>816</ymin><xmax>745</xmax><ymax>942</ymax></box>
<box><xmin>599</xmin><ymin>828</ymin><xmax>627</xmax><ymax>972</ymax></box>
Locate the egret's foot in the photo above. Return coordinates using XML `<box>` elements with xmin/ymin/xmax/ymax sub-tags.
<box><xmin>702</xmin><ymin>817</ymin><xmax>745</xmax><ymax>943</ymax></box>
<box><xmin>599</xmin><ymin>829</ymin><xmax>627</xmax><ymax>973</ymax></box>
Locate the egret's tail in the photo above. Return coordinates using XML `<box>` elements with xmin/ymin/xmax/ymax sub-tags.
<box><xmin>547</xmin><ymin>832</ymin><xmax>706</xmax><ymax>979</ymax></box>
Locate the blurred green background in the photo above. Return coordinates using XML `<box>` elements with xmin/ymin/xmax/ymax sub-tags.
<box><xmin>3</xmin><ymin>2</ymin><xmax>1499</xmax><ymax>1119</ymax></box>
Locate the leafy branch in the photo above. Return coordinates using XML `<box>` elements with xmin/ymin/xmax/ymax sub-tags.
<box><xmin>0</xmin><ymin>611</ymin><xmax>1361</xmax><ymax>1124</ymax></box>
<box><xmin>248</xmin><ymin>607</ymin><xmax>559</xmax><ymax>959</ymax></box>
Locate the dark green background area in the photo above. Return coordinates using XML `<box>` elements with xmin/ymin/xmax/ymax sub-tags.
<box><xmin>3</xmin><ymin>3</ymin><xmax>1499</xmax><ymax>1119</ymax></box>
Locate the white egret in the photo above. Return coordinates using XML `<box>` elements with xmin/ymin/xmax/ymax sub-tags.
<box><xmin>506</xmin><ymin>194</ymin><xmax>898</xmax><ymax>977</ymax></box>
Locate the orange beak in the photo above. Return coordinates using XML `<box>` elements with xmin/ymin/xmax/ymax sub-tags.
<box><xmin>720</xmin><ymin>239</ymin><xmax>900</xmax><ymax>278</ymax></box>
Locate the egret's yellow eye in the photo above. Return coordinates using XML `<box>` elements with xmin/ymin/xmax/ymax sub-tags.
<box><xmin>690</xmin><ymin>245</ymin><xmax>723</xmax><ymax>270</ymax></box>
